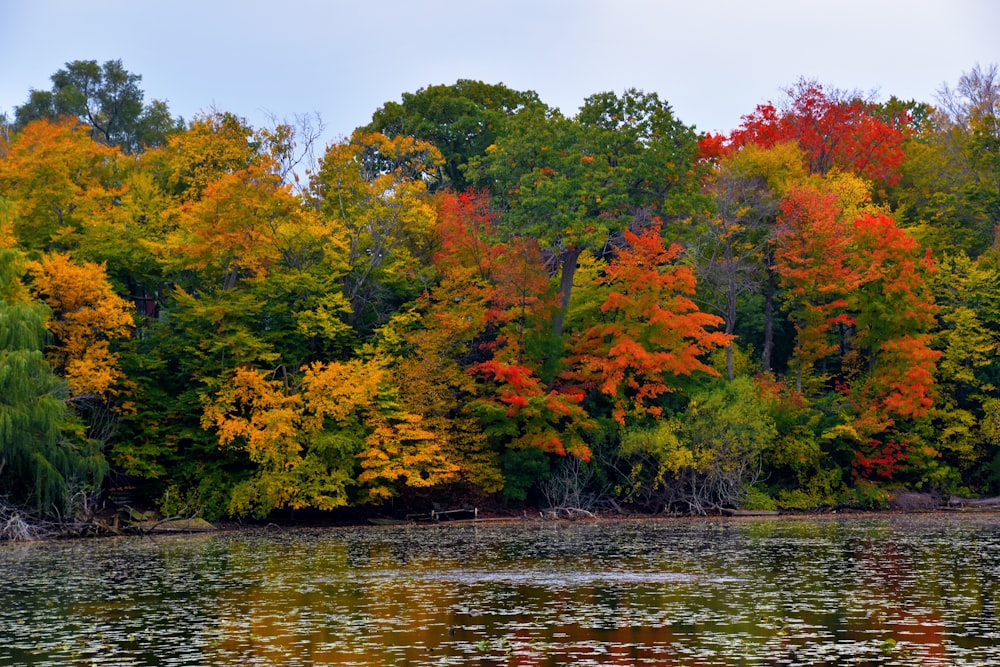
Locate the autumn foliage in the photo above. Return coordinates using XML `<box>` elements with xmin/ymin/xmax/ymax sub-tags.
<box><xmin>724</xmin><ymin>80</ymin><xmax>910</xmax><ymax>185</ymax></box>
<box><xmin>7</xmin><ymin>63</ymin><xmax>999</xmax><ymax>521</ymax></box>
<box><xmin>564</xmin><ymin>223</ymin><xmax>730</xmax><ymax>425</ymax></box>
<box><xmin>27</xmin><ymin>253</ymin><xmax>134</xmax><ymax>398</ymax></box>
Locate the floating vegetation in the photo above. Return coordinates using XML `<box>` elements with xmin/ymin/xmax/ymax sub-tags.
<box><xmin>1</xmin><ymin>516</ymin><xmax>999</xmax><ymax>665</ymax></box>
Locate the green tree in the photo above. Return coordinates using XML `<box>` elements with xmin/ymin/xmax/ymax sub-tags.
<box><xmin>14</xmin><ymin>59</ymin><xmax>183</xmax><ymax>152</ymax></box>
<box><xmin>364</xmin><ymin>80</ymin><xmax>540</xmax><ymax>191</ymax></box>
<box><xmin>895</xmin><ymin>64</ymin><xmax>1000</xmax><ymax>257</ymax></box>
<box><xmin>694</xmin><ymin>142</ymin><xmax>808</xmax><ymax>377</ymax></box>
<box><xmin>619</xmin><ymin>377</ymin><xmax>777</xmax><ymax>514</ymax></box>
<box><xmin>0</xmin><ymin>249</ymin><xmax>106</xmax><ymax>513</ymax></box>
<box><xmin>929</xmin><ymin>253</ymin><xmax>1000</xmax><ymax>484</ymax></box>
<box><xmin>309</xmin><ymin>131</ymin><xmax>443</xmax><ymax>332</ymax></box>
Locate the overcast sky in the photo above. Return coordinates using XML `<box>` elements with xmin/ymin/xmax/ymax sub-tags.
<box><xmin>2</xmin><ymin>0</ymin><xmax>998</xmax><ymax>149</ymax></box>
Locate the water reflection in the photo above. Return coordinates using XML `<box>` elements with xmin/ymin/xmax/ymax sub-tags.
<box><xmin>1</xmin><ymin>515</ymin><xmax>999</xmax><ymax>665</ymax></box>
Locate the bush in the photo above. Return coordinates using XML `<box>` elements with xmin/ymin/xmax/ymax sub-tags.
<box><xmin>500</xmin><ymin>448</ymin><xmax>550</xmax><ymax>503</ymax></box>
<box><xmin>841</xmin><ymin>480</ymin><xmax>891</xmax><ymax>510</ymax></box>
<box><xmin>740</xmin><ymin>486</ymin><xmax>777</xmax><ymax>511</ymax></box>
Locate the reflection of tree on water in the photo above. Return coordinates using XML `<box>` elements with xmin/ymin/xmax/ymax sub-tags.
<box><xmin>2</xmin><ymin>518</ymin><xmax>1000</xmax><ymax>665</ymax></box>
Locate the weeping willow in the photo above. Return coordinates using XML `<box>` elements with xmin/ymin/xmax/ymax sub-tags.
<box><xmin>0</xmin><ymin>249</ymin><xmax>107</xmax><ymax>514</ymax></box>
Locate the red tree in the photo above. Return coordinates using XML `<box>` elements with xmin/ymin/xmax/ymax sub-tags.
<box><xmin>773</xmin><ymin>185</ymin><xmax>864</xmax><ymax>372</ymax></box>
<box><xmin>726</xmin><ymin>79</ymin><xmax>910</xmax><ymax>185</ymax></box>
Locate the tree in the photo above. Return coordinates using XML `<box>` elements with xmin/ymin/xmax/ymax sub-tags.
<box><xmin>384</xmin><ymin>191</ymin><xmax>517</xmax><ymax>493</ymax></box>
<box><xmin>574</xmin><ymin>89</ymin><xmax>709</xmax><ymax>221</ymax></box>
<box><xmin>0</xmin><ymin>117</ymin><xmax>123</xmax><ymax>253</ymax></box>
<box><xmin>203</xmin><ymin>364</ymin><xmax>348</xmax><ymax>517</ymax></box>
<box><xmin>383</xmin><ymin>190</ymin><xmax>573</xmax><ymax>493</ymax></box>
<box><xmin>364</xmin><ymin>80</ymin><xmax>540</xmax><ymax>191</ymax></box>
<box><xmin>844</xmin><ymin>213</ymin><xmax>939</xmax><ymax>481</ymax></box>
<box><xmin>773</xmin><ymin>183</ymin><xmax>865</xmax><ymax>384</ymax></box>
<box><xmin>146</xmin><ymin>110</ymin><xmax>261</xmax><ymax>201</ymax></box>
<box><xmin>468</xmin><ymin>359</ymin><xmax>594</xmax><ymax>460</ymax></box>
<box><xmin>14</xmin><ymin>59</ymin><xmax>183</xmax><ymax>152</ymax></box>
<box><xmin>775</xmin><ymin>176</ymin><xmax>941</xmax><ymax>483</ymax></box>
<box><xmin>309</xmin><ymin>131</ymin><xmax>443</xmax><ymax>331</ymax></box>
<box><xmin>726</xmin><ymin>78</ymin><xmax>911</xmax><ymax>186</ymax></box>
<box><xmin>355</xmin><ymin>391</ymin><xmax>460</xmax><ymax>503</ymax></box>
<box><xmin>26</xmin><ymin>253</ymin><xmax>134</xmax><ymax>401</ymax></box>
<box><xmin>0</xmin><ymin>249</ymin><xmax>106</xmax><ymax>513</ymax></box>
<box><xmin>618</xmin><ymin>377</ymin><xmax>777</xmax><ymax>514</ymax></box>
<box><xmin>563</xmin><ymin>222</ymin><xmax>730</xmax><ymax>426</ymax></box>
<box><xmin>203</xmin><ymin>357</ymin><xmax>459</xmax><ymax>516</ymax></box>
<box><xmin>164</xmin><ymin>162</ymin><xmax>288</xmax><ymax>291</ymax></box>
<box><xmin>928</xmin><ymin>253</ymin><xmax>1000</xmax><ymax>479</ymax></box>
<box><xmin>895</xmin><ymin>64</ymin><xmax>999</xmax><ymax>256</ymax></box>
<box><xmin>384</xmin><ymin>302</ymin><xmax>504</xmax><ymax>494</ymax></box>
<box><xmin>470</xmin><ymin>89</ymin><xmax>706</xmax><ymax>339</ymax></box>
<box><xmin>694</xmin><ymin>142</ymin><xmax>808</xmax><ymax>377</ymax></box>
<box><xmin>105</xmin><ymin>112</ymin><xmax>358</xmax><ymax>518</ymax></box>
<box><xmin>0</xmin><ymin>197</ymin><xmax>15</xmax><ymax>249</ymax></box>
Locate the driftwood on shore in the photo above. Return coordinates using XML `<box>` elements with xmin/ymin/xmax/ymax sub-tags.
<box><xmin>946</xmin><ymin>496</ymin><xmax>1000</xmax><ymax>510</ymax></box>
<box><xmin>129</xmin><ymin>517</ymin><xmax>217</xmax><ymax>533</ymax></box>
<box><xmin>721</xmin><ymin>508</ymin><xmax>782</xmax><ymax>517</ymax></box>
<box><xmin>0</xmin><ymin>499</ymin><xmax>219</xmax><ymax>541</ymax></box>
<box><xmin>540</xmin><ymin>507</ymin><xmax>597</xmax><ymax>520</ymax></box>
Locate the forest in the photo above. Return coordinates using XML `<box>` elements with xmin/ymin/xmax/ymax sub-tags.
<box><xmin>1</xmin><ymin>59</ymin><xmax>998</xmax><ymax>526</ymax></box>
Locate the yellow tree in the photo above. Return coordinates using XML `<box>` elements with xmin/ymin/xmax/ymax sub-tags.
<box><xmin>0</xmin><ymin>117</ymin><xmax>123</xmax><ymax>252</ymax></box>
<box><xmin>309</xmin><ymin>131</ymin><xmax>443</xmax><ymax>330</ymax></box>
<box><xmin>25</xmin><ymin>253</ymin><xmax>134</xmax><ymax>450</ymax></box>
<box><xmin>302</xmin><ymin>359</ymin><xmax>458</xmax><ymax>503</ymax></box>
<box><xmin>202</xmin><ymin>366</ymin><xmax>315</xmax><ymax>516</ymax></box>
<box><xmin>203</xmin><ymin>357</ymin><xmax>458</xmax><ymax>517</ymax></box>
<box><xmin>386</xmin><ymin>312</ymin><xmax>504</xmax><ymax>494</ymax></box>
<box><xmin>27</xmin><ymin>253</ymin><xmax>134</xmax><ymax>400</ymax></box>
<box><xmin>164</xmin><ymin>162</ymin><xmax>288</xmax><ymax>290</ymax></box>
<box><xmin>147</xmin><ymin>110</ymin><xmax>261</xmax><ymax>201</ymax></box>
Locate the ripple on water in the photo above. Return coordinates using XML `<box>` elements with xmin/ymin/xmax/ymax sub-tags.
<box><xmin>2</xmin><ymin>516</ymin><xmax>1000</xmax><ymax>665</ymax></box>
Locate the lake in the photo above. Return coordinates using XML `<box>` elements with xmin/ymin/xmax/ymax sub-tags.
<box><xmin>1</xmin><ymin>514</ymin><xmax>998</xmax><ymax>666</ymax></box>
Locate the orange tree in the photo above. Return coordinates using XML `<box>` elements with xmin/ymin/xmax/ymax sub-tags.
<box><xmin>774</xmin><ymin>179</ymin><xmax>940</xmax><ymax>486</ymax></box>
<box><xmin>563</xmin><ymin>221</ymin><xmax>730</xmax><ymax>427</ymax></box>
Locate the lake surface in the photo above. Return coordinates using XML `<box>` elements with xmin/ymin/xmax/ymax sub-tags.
<box><xmin>1</xmin><ymin>514</ymin><xmax>999</xmax><ymax>666</ymax></box>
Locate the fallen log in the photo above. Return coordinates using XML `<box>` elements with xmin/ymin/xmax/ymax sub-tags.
<box><xmin>129</xmin><ymin>516</ymin><xmax>217</xmax><ymax>534</ymax></box>
<box><xmin>948</xmin><ymin>496</ymin><xmax>1000</xmax><ymax>508</ymax></box>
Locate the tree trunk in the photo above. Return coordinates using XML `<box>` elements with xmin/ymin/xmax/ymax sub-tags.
<box><xmin>762</xmin><ymin>264</ymin><xmax>776</xmax><ymax>374</ymax></box>
<box><xmin>725</xmin><ymin>259</ymin><xmax>738</xmax><ymax>381</ymax></box>
<box><xmin>552</xmin><ymin>246</ymin><xmax>582</xmax><ymax>339</ymax></box>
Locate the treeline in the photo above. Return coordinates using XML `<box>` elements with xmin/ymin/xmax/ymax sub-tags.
<box><xmin>1</xmin><ymin>60</ymin><xmax>999</xmax><ymax>521</ymax></box>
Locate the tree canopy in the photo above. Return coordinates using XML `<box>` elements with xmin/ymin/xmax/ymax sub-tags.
<box><xmin>3</xmin><ymin>62</ymin><xmax>999</xmax><ymax>522</ymax></box>
<box><xmin>13</xmin><ymin>59</ymin><xmax>183</xmax><ymax>152</ymax></box>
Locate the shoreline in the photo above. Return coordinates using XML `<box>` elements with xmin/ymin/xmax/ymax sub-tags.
<box><xmin>5</xmin><ymin>495</ymin><xmax>999</xmax><ymax>544</ymax></box>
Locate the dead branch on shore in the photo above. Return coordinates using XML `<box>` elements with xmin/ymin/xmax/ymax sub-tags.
<box><xmin>540</xmin><ymin>507</ymin><xmax>597</xmax><ymax>520</ymax></box>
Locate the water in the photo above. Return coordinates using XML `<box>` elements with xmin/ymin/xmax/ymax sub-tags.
<box><xmin>1</xmin><ymin>514</ymin><xmax>998</xmax><ymax>666</ymax></box>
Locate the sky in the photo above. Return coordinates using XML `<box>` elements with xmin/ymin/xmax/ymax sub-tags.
<box><xmin>2</xmin><ymin>0</ymin><xmax>998</xmax><ymax>150</ymax></box>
